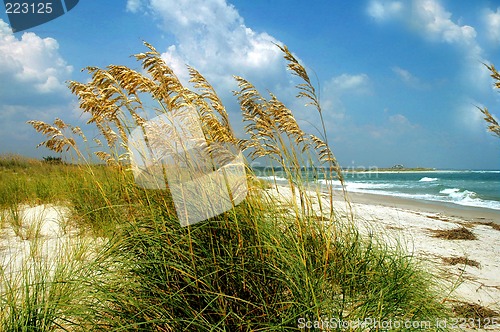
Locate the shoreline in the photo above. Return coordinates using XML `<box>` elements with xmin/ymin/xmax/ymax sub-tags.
<box><xmin>340</xmin><ymin>190</ymin><xmax>500</xmax><ymax>224</ymax></box>
<box><xmin>258</xmin><ymin>171</ymin><xmax>500</xmax><ymax>214</ymax></box>
<box><xmin>292</xmin><ymin>180</ymin><xmax>500</xmax><ymax>223</ymax></box>
<box><xmin>342</xmin><ymin>169</ymin><xmax>500</xmax><ymax>173</ymax></box>
<box><xmin>270</xmin><ymin>183</ymin><xmax>500</xmax><ymax>314</ymax></box>
<box><xmin>255</xmin><ymin>168</ymin><xmax>500</xmax><ymax>174</ymax></box>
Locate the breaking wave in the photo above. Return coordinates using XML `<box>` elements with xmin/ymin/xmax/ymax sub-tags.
<box><xmin>419</xmin><ymin>177</ymin><xmax>439</xmax><ymax>182</ymax></box>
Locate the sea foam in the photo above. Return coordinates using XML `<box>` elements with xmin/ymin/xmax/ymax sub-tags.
<box><xmin>419</xmin><ymin>177</ymin><xmax>439</xmax><ymax>182</ymax></box>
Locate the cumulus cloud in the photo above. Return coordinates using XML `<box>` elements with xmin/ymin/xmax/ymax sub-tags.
<box><xmin>456</xmin><ymin>100</ymin><xmax>490</xmax><ymax>135</ymax></box>
<box><xmin>389</xmin><ymin>113</ymin><xmax>417</xmax><ymax>129</ymax></box>
<box><xmin>324</xmin><ymin>73</ymin><xmax>371</xmax><ymax>95</ymax></box>
<box><xmin>126</xmin><ymin>0</ymin><xmax>144</xmax><ymax>13</ymax></box>
<box><xmin>367</xmin><ymin>0</ymin><xmax>403</xmax><ymax>22</ymax></box>
<box><xmin>367</xmin><ymin>1</ymin><xmax>493</xmax><ymax>95</ymax></box>
<box><xmin>392</xmin><ymin>67</ymin><xmax>414</xmax><ymax>82</ymax></box>
<box><xmin>392</xmin><ymin>66</ymin><xmax>429</xmax><ymax>88</ymax></box>
<box><xmin>0</xmin><ymin>19</ymin><xmax>75</xmax><ymax>156</ymax></box>
<box><xmin>367</xmin><ymin>0</ymin><xmax>483</xmax><ymax>56</ymax></box>
<box><xmin>484</xmin><ymin>7</ymin><xmax>500</xmax><ymax>45</ymax></box>
<box><xmin>126</xmin><ymin>0</ymin><xmax>284</xmax><ymax>90</ymax></box>
<box><xmin>411</xmin><ymin>0</ymin><xmax>478</xmax><ymax>50</ymax></box>
<box><xmin>319</xmin><ymin>73</ymin><xmax>371</xmax><ymax>124</ymax></box>
<box><xmin>0</xmin><ymin>19</ymin><xmax>73</xmax><ymax>97</ymax></box>
<box><xmin>409</xmin><ymin>1</ymin><xmax>492</xmax><ymax>93</ymax></box>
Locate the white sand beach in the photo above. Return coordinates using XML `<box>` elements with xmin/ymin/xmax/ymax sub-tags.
<box><xmin>345</xmin><ymin>193</ymin><xmax>500</xmax><ymax>311</ymax></box>
<box><xmin>0</xmin><ymin>205</ymin><xmax>101</xmax><ymax>285</ymax></box>
<box><xmin>0</xmin><ymin>205</ymin><xmax>73</xmax><ymax>275</ymax></box>
<box><xmin>269</xmin><ymin>185</ymin><xmax>500</xmax><ymax>324</ymax></box>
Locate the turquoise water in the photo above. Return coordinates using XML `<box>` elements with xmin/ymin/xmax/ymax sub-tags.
<box><xmin>256</xmin><ymin>169</ymin><xmax>500</xmax><ymax>211</ymax></box>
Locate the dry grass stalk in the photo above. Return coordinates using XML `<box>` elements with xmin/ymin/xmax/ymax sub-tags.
<box><xmin>487</xmin><ymin>63</ymin><xmax>500</xmax><ymax>89</ymax></box>
<box><xmin>29</xmin><ymin>42</ymin><xmax>345</xmax><ymax>220</ymax></box>
<box><xmin>27</xmin><ymin>119</ymin><xmax>78</xmax><ymax>153</ymax></box>
<box><xmin>234</xmin><ymin>76</ymin><xmax>279</xmax><ymax>160</ymax></box>
<box><xmin>188</xmin><ymin>67</ymin><xmax>233</xmax><ymax>134</ymax></box>
<box><xmin>94</xmin><ymin>151</ymin><xmax>117</xmax><ymax>166</ymax></box>
<box><xmin>479</xmin><ymin>64</ymin><xmax>500</xmax><ymax>138</ymax></box>
<box><xmin>479</xmin><ymin>107</ymin><xmax>500</xmax><ymax>138</ymax></box>
<box><xmin>276</xmin><ymin>44</ymin><xmax>345</xmax><ymax>191</ymax></box>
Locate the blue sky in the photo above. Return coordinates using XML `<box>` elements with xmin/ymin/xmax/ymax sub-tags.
<box><xmin>1</xmin><ymin>0</ymin><xmax>499</xmax><ymax>169</ymax></box>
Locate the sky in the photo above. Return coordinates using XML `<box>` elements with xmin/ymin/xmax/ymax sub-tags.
<box><xmin>1</xmin><ymin>0</ymin><xmax>500</xmax><ymax>170</ymax></box>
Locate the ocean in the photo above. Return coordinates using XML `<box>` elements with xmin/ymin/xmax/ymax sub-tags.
<box><xmin>255</xmin><ymin>169</ymin><xmax>500</xmax><ymax>211</ymax></box>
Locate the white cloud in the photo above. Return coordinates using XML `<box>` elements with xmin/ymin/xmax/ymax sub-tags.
<box><xmin>354</xmin><ymin>113</ymin><xmax>420</xmax><ymax>143</ymax></box>
<box><xmin>370</xmin><ymin>0</ymin><xmax>497</xmax><ymax>97</ymax></box>
<box><xmin>319</xmin><ymin>73</ymin><xmax>371</xmax><ymax>124</ymax></box>
<box><xmin>367</xmin><ymin>0</ymin><xmax>483</xmax><ymax>56</ymax></box>
<box><xmin>484</xmin><ymin>7</ymin><xmax>500</xmax><ymax>45</ymax></box>
<box><xmin>457</xmin><ymin>100</ymin><xmax>487</xmax><ymax>135</ymax></box>
<box><xmin>367</xmin><ymin>0</ymin><xmax>403</xmax><ymax>21</ymax></box>
<box><xmin>389</xmin><ymin>113</ymin><xmax>417</xmax><ymax>129</ymax></box>
<box><xmin>0</xmin><ymin>19</ymin><xmax>73</xmax><ymax>96</ymax></box>
<box><xmin>127</xmin><ymin>0</ymin><xmax>284</xmax><ymax>90</ymax></box>
<box><xmin>410</xmin><ymin>0</ymin><xmax>491</xmax><ymax>94</ymax></box>
<box><xmin>368</xmin><ymin>1</ymin><xmax>493</xmax><ymax>94</ymax></box>
<box><xmin>408</xmin><ymin>0</ymin><xmax>488</xmax><ymax>92</ymax></box>
<box><xmin>412</xmin><ymin>0</ymin><xmax>477</xmax><ymax>48</ymax></box>
<box><xmin>392</xmin><ymin>67</ymin><xmax>413</xmax><ymax>82</ymax></box>
<box><xmin>0</xmin><ymin>19</ymin><xmax>76</xmax><ymax>156</ymax></box>
<box><xmin>324</xmin><ymin>73</ymin><xmax>371</xmax><ymax>95</ymax></box>
<box><xmin>126</xmin><ymin>0</ymin><xmax>144</xmax><ymax>13</ymax></box>
<box><xmin>392</xmin><ymin>66</ymin><xmax>429</xmax><ymax>88</ymax></box>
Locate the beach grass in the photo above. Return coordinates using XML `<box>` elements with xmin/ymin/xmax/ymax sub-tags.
<box><xmin>1</xmin><ymin>158</ymin><xmax>449</xmax><ymax>330</ymax></box>
<box><xmin>0</xmin><ymin>43</ymin><xmax>455</xmax><ymax>330</ymax></box>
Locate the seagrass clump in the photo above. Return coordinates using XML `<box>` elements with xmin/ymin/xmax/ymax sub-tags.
<box><xmin>28</xmin><ymin>42</ymin><xmax>343</xmax><ymax>192</ymax></box>
<box><xmin>21</xmin><ymin>42</ymin><xmax>453</xmax><ymax>331</ymax></box>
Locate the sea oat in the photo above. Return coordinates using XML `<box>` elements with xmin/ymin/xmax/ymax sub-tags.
<box><xmin>27</xmin><ymin>119</ymin><xmax>76</xmax><ymax>153</ymax></box>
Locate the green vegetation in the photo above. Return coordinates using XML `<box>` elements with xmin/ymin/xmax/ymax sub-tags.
<box><xmin>0</xmin><ymin>156</ymin><xmax>449</xmax><ymax>330</ymax></box>
<box><xmin>0</xmin><ymin>43</ymin><xmax>452</xmax><ymax>330</ymax></box>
